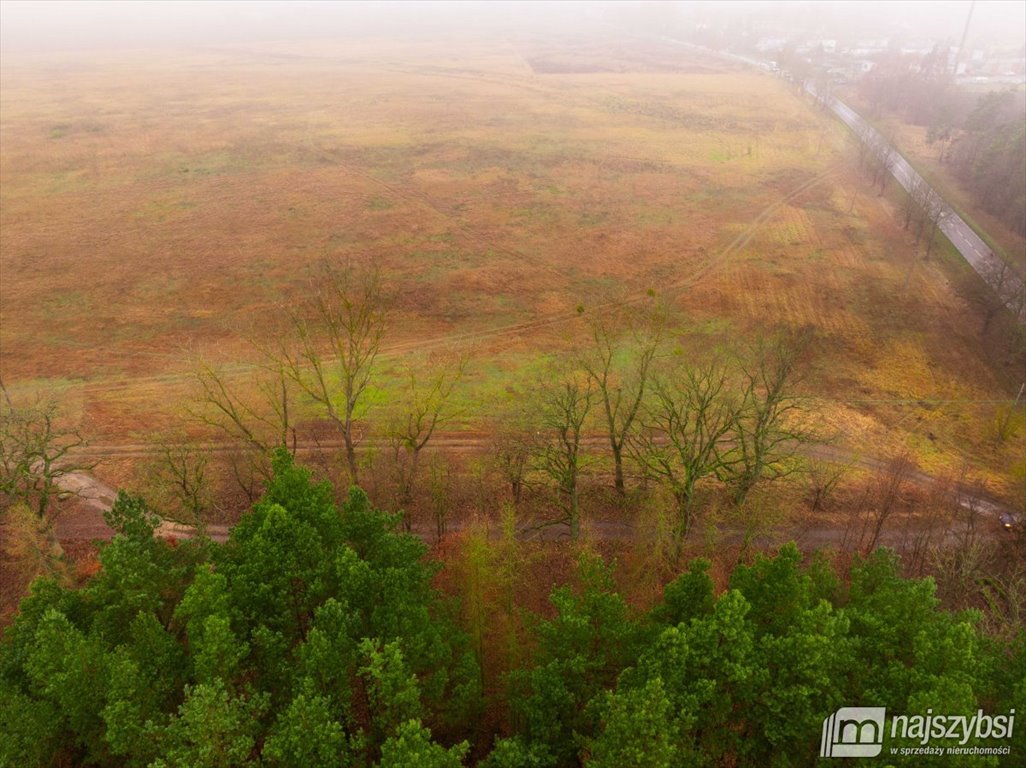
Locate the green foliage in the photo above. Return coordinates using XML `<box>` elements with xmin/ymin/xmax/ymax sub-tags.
<box><xmin>151</xmin><ymin>680</ymin><xmax>267</xmax><ymax>768</ymax></box>
<box><xmin>586</xmin><ymin>678</ymin><xmax>676</xmax><ymax>768</ymax></box>
<box><xmin>262</xmin><ymin>684</ymin><xmax>353</xmax><ymax>768</ymax></box>
<box><xmin>377</xmin><ymin>720</ymin><xmax>469</xmax><ymax>768</ymax></box>
<box><xmin>504</xmin><ymin>545</ymin><xmax>1010</xmax><ymax>768</ymax></box>
<box><xmin>101</xmin><ymin>612</ymin><xmax>185</xmax><ymax>765</ymax></box>
<box><xmin>0</xmin><ymin>451</ymin><xmax>1016</xmax><ymax>767</ymax></box>
<box><xmin>0</xmin><ymin>680</ymin><xmax>63</xmax><ymax>767</ymax></box>
<box><xmin>1007</xmin><ymin>632</ymin><xmax>1026</xmax><ymax>757</ymax></box>
<box><xmin>841</xmin><ymin>549</ymin><xmax>994</xmax><ymax>719</ymax></box>
<box><xmin>0</xmin><ymin>450</ymin><xmax>479</xmax><ymax>767</ymax></box>
<box><xmin>23</xmin><ymin>608</ymin><xmax>110</xmax><ymax>763</ymax></box>
<box><xmin>479</xmin><ymin>737</ymin><xmax>554</xmax><ymax>768</ymax></box>
<box><xmin>508</xmin><ymin>553</ymin><xmax>645</xmax><ymax>764</ymax></box>
<box><xmin>103</xmin><ymin>491</ymin><xmax>161</xmax><ymax>541</ymax></box>
<box><xmin>359</xmin><ymin>638</ymin><xmax>424</xmax><ymax>749</ymax></box>
<box><xmin>651</xmin><ymin>557</ymin><xmax>715</xmax><ymax>625</ymax></box>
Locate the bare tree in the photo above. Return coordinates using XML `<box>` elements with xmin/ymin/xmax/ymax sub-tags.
<box><xmin>976</xmin><ymin>256</ymin><xmax>1026</xmax><ymax>335</ymax></box>
<box><xmin>902</xmin><ymin>175</ymin><xmax>929</xmax><ymax>230</ymax></box>
<box><xmin>870</xmin><ymin>137</ymin><xmax>897</xmax><ymax>195</ymax></box>
<box><xmin>854</xmin><ymin>124</ymin><xmax>876</xmax><ymax>171</ymax></box>
<box><xmin>804</xmin><ymin>458</ymin><xmax>847</xmax><ymax>515</ymax></box>
<box><xmin>188</xmin><ymin>355</ymin><xmax>297</xmax><ymax>502</ymax></box>
<box><xmin>931</xmin><ymin>485</ymin><xmax>990</xmax><ymax>605</ymax></box>
<box><xmin>903</xmin><ymin>472</ymin><xmax>960</xmax><ymax>576</ymax></box>
<box><xmin>490</xmin><ymin>402</ymin><xmax>541</xmax><ymax>506</ymax></box>
<box><xmin>386</xmin><ymin>352</ymin><xmax>467</xmax><ymax>526</ymax></box>
<box><xmin>911</xmin><ymin>185</ymin><xmax>945</xmax><ymax>259</ymax></box>
<box><xmin>191</xmin><ymin>357</ymin><xmax>296</xmax><ymax>455</ymax></box>
<box><xmin>863</xmin><ymin>451</ymin><xmax>916</xmax><ymax>552</ymax></box>
<box><xmin>280</xmin><ymin>261</ymin><xmax>387</xmax><ymax>485</ymax></box>
<box><xmin>577</xmin><ymin>303</ymin><xmax>662</xmax><ymax>498</ymax></box>
<box><xmin>853</xmin><ymin>124</ymin><xmax>898</xmax><ymax>195</ymax></box>
<box><xmin>425</xmin><ymin>453</ymin><xmax>456</xmax><ymax>543</ymax></box>
<box><xmin>138</xmin><ymin>436</ymin><xmax>215</xmax><ymax>531</ymax></box>
<box><xmin>630</xmin><ymin>362</ymin><xmax>737</xmax><ymax>563</ymax></box>
<box><xmin>534</xmin><ymin>372</ymin><xmax>594</xmax><ymax>540</ymax></box>
<box><xmin>719</xmin><ymin>334</ymin><xmax>809</xmax><ymax>507</ymax></box>
<box><xmin>0</xmin><ymin>384</ymin><xmax>93</xmax><ymax>522</ymax></box>
<box><xmin>991</xmin><ymin>382</ymin><xmax>1025</xmax><ymax>444</ymax></box>
<box><xmin>810</xmin><ymin>70</ymin><xmax>834</xmax><ymax>114</ymax></box>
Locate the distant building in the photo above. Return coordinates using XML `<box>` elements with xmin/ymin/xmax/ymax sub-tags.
<box><xmin>900</xmin><ymin>38</ymin><xmax>940</xmax><ymax>56</ymax></box>
<box><xmin>853</xmin><ymin>38</ymin><xmax>889</xmax><ymax>52</ymax></box>
<box><xmin>827</xmin><ymin>59</ymin><xmax>876</xmax><ymax>83</ymax></box>
<box><xmin>755</xmin><ymin>36</ymin><xmax>788</xmax><ymax>53</ymax></box>
<box><xmin>804</xmin><ymin>38</ymin><xmax>837</xmax><ymax>54</ymax></box>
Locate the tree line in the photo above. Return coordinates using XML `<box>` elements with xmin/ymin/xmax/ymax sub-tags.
<box><xmin>857</xmin><ymin>52</ymin><xmax>1026</xmax><ymax>239</ymax></box>
<box><xmin>2</xmin><ymin>452</ymin><xmax>1023</xmax><ymax>766</ymax></box>
<box><xmin>847</xmin><ymin>101</ymin><xmax>1025</xmax><ymax>355</ymax></box>
<box><xmin>173</xmin><ymin>265</ymin><xmax>811</xmax><ymax>564</ymax></box>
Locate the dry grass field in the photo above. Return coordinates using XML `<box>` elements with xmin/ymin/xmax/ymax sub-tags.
<box><xmin>1</xmin><ymin>32</ymin><xmax>1022</xmax><ymax>501</ymax></box>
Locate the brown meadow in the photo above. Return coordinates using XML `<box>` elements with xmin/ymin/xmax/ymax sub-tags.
<box><xmin>1</xmin><ymin>33</ymin><xmax>1021</xmax><ymax>501</ymax></box>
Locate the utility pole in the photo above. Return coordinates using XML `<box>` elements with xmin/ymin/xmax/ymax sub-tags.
<box><xmin>997</xmin><ymin>382</ymin><xmax>1025</xmax><ymax>441</ymax></box>
<box><xmin>954</xmin><ymin>0</ymin><xmax>976</xmax><ymax>75</ymax></box>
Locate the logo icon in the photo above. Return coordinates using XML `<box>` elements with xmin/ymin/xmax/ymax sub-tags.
<box><xmin>821</xmin><ymin>707</ymin><xmax>887</xmax><ymax>758</ymax></box>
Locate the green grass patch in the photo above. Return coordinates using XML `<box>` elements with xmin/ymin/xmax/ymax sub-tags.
<box><xmin>366</xmin><ymin>195</ymin><xmax>394</xmax><ymax>211</ymax></box>
<box><xmin>39</xmin><ymin>291</ymin><xmax>93</xmax><ymax>322</ymax></box>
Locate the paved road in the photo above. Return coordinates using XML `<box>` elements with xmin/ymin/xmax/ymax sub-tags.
<box><xmin>811</xmin><ymin>90</ymin><xmax>1023</xmax><ymax>317</ymax></box>
<box><xmin>653</xmin><ymin>32</ymin><xmax>1025</xmax><ymax>317</ymax></box>
<box><xmin>823</xmin><ymin>96</ymin><xmax>1017</xmax><ymax>285</ymax></box>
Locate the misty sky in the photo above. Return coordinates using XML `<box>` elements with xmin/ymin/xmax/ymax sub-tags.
<box><xmin>1</xmin><ymin>1</ymin><xmax>1024</xmax><ymax>53</ymax></box>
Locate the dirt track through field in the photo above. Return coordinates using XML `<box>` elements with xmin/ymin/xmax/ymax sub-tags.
<box><xmin>46</xmin><ymin>159</ymin><xmax>838</xmax><ymax>407</ymax></box>
<box><xmin>55</xmin><ymin>429</ymin><xmax>1018</xmax><ymax>546</ymax></box>
<box><xmin>15</xmin><ymin>88</ymin><xmax>854</xmax><ymax>542</ymax></box>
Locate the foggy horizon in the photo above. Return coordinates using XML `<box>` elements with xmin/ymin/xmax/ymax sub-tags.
<box><xmin>2</xmin><ymin>1</ymin><xmax>1024</xmax><ymax>55</ymax></box>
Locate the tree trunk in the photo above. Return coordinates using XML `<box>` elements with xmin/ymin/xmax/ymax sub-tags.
<box><xmin>568</xmin><ymin>474</ymin><xmax>581</xmax><ymax>540</ymax></box>
<box><xmin>612</xmin><ymin>443</ymin><xmax>625</xmax><ymax>497</ymax></box>
<box><xmin>671</xmin><ymin>488</ymin><xmax>694</xmax><ymax>565</ymax></box>
<box><xmin>344</xmin><ymin>431</ymin><xmax>358</xmax><ymax>486</ymax></box>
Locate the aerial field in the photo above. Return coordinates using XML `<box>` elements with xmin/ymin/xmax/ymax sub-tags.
<box><xmin>0</xmin><ymin>33</ymin><xmax>1021</xmax><ymax>500</ymax></box>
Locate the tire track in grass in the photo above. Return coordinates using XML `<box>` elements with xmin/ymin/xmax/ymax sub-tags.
<box><xmin>56</xmin><ymin>434</ymin><xmax>1018</xmax><ymax>543</ymax></box>
<box><xmin>47</xmin><ymin>160</ymin><xmax>838</xmax><ymax>408</ymax></box>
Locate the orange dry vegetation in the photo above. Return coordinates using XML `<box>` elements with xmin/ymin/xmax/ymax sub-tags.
<box><xmin>1</xmin><ymin>35</ymin><xmax>1021</xmax><ymax>499</ymax></box>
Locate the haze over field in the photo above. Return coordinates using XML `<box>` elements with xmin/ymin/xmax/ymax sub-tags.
<box><xmin>1</xmin><ymin>0</ymin><xmax>1022</xmax><ymax>506</ymax></box>
<box><xmin>2</xmin><ymin>1</ymin><xmax>1025</xmax><ymax>766</ymax></box>
<box><xmin>2</xmin><ymin>0</ymin><xmax>1025</xmax><ymax>52</ymax></box>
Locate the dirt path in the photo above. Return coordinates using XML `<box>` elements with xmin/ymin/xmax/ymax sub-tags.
<box><xmin>48</xmin><ymin>147</ymin><xmax>1014</xmax><ymax>545</ymax></box>
<box><xmin>54</xmin><ymin>471</ymin><xmax>231</xmax><ymax>543</ymax></box>
<box><xmin>30</xmin><ymin>144</ymin><xmax>838</xmax><ymax>408</ymax></box>
<box><xmin>53</xmin><ymin>435</ymin><xmax>1017</xmax><ymax>547</ymax></box>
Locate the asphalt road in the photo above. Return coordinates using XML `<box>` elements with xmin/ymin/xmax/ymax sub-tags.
<box><xmin>812</xmin><ymin>90</ymin><xmax>1024</xmax><ymax>315</ymax></box>
<box><xmin>654</xmin><ymin>31</ymin><xmax>1024</xmax><ymax>316</ymax></box>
